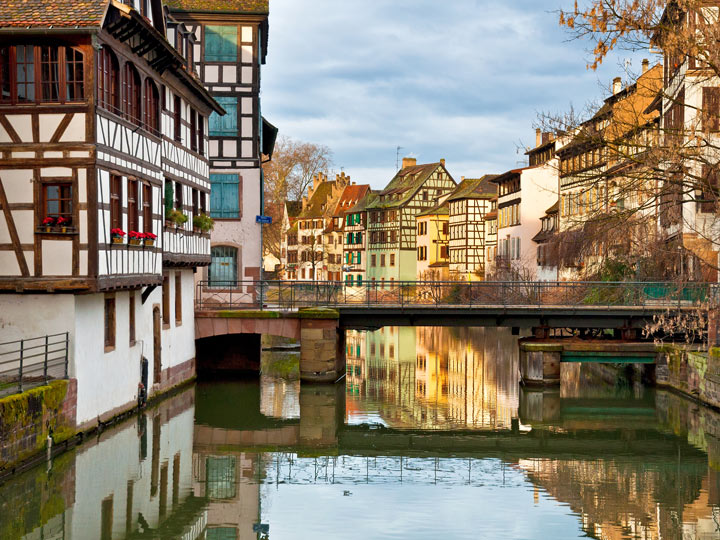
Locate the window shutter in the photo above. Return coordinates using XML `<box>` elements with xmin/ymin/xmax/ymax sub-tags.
<box><xmin>205</xmin><ymin>26</ymin><xmax>237</xmax><ymax>62</ymax></box>
<box><xmin>210</xmin><ymin>97</ymin><xmax>238</xmax><ymax>136</ymax></box>
<box><xmin>357</xmin><ymin>252</ymin><xmax>362</xmax><ymax>264</ymax></box>
<box><xmin>164</xmin><ymin>181</ymin><xmax>173</xmax><ymax>218</ymax></box>
<box><xmin>210</xmin><ymin>174</ymin><xmax>240</xmax><ymax>218</ymax></box>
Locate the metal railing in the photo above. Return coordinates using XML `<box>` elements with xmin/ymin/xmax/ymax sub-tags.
<box><xmin>195</xmin><ymin>280</ymin><xmax>720</xmax><ymax>311</ymax></box>
<box><xmin>0</xmin><ymin>332</ymin><xmax>69</xmax><ymax>397</ymax></box>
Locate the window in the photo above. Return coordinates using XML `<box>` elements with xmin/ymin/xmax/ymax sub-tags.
<box><xmin>39</xmin><ymin>46</ymin><xmax>60</xmax><ymax>101</ymax></box>
<box><xmin>175</xmin><ymin>272</ymin><xmax>182</xmax><ymax>324</ymax></box>
<box><xmin>210</xmin><ymin>174</ymin><xmax>240</xmax><ymax>218</ymax></box>
<box><xmin>110</xmin><ymin>175</ymin><xmax>122</xmax><ymax>230</ymax></box>
<box><xmin>702</xmin><ymin>87</ymin><xmax>720</xmax><ymax>132</ymax></box>
<box><xmin>162</xmin><ymin>274</ymin><xmax>170</xmax><ymax>325</ymax></box>
<box><xmin>209</xmin><ymin>246</ymin><xmax>238</xmax><ymax>286</ymax></box>
<box><xmin>0</xmin><ymin>47</ymin><xmax>10</xmax><ymax>102</ymax></box>
<box><xmin>122</xmin><ymin>63</ymin><xmax>141</xmax><ymax>125</ymax></box>
<box><xmin>16</xmin><ymin>45</ymin><xmax>35</xmax><ymax>102</ymax></box>
<box><xmin>371</xmin><ymin>254</ymin><xmax>376</xmax><ymax>267</ymax></box>
<box><xmin>104</xmin><ymin>295</ymin><xmax>116</xmax><ymax>350</ymax></box>
<box><xmin>190</xmin><ymin>108</ymin><xmax>198</xmax><ymax>152</ymax></box>
<box><xmin>440</xmin><ymin>245</ymin><xmax>448</xmax><ymax>259</ymax></box>
<box><xmin>380</xmin><ymin>254</ymin><xmax>386</xmax><ymax>267</ymax></box>
<box><xmin>173</xmin><ymin>95</ymin><xmax>182</xmax><ymax>141</ymax></box>
<box><xmin>390</xmin><ymin>253</ymin><xmax>395</xmax><ymax>266</ymax></box>
<box><xmin>205</xmin><ymin>26</ymin><xmax>238</xmax><ymax>62</ymax></box>
<box><xmin>210</xmin><ymin>97</ymin><xmax>237</xmax><ymax>136</ymax></box>
<box><xmin>143</xmin><ymin>79</ymin><xmax>159</xmax><ymax>134</ymax></box>
<box><xmin>98</xmin><ymin>46</ymin><xmax>119</xmax><ymax>112</ymax></box>
<box><xmin>192</xmin><ymin>189</ymin><xmax>199</xmax><ymax>218</ymax></box>
<box><xmin>65</xmin><ymin>47</ymin><xmax>84</xmax><ymax>101</ymax></box>
<box><xmin>174</xmin><ymin>181</ymin><xmax>183</xmax><ymax>211</ymax></box>
<box><xmin>42</xmin><ymin>183</ymin><xmax>73</xmax><ymax>226</ymax></box>
<box><xmin>198</xmin><ymin>113</ymin><xmax>205</xmax><ymax>156</ymax></box>
<box><xmin>143</xmin><ymin>184</ymin><xmax>152</xmax><ymax>233</ymax></box>
<box><xmin>128</xmin><ymin>179</ymin><xmax>139</xmax><ymax>233</ymax></box>
<box><xmin>129</xmin><ymin>292</ymin><xmax>136</xmax><ymax>345</ymax></box>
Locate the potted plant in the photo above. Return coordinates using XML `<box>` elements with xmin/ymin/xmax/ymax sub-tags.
<box><xmin>144</xmin><ymin>232</ymin><xmax>157</xmax><ymax>247</ymax></box>
<box><xmin>128</xmin><ymin>231</ymin><xmax>145</xmax><ymax>246</ymax></box>
<box><xmin>192</xmin><ymin>213</ymin><xmax>214</xmax><ymax>233</ymax></box>
<box><xmin>167</xmin><ymin>209</ymin><xmax>188</xmax><ymax>228</ymax></box>
<box><xmin>111</xmin><ymin>228</ymin><xmax>126</xmax><ymax>244</ymax></box>
<box><xmin>42</xmin><ymin>217</ymin><xmax>55</xmax><ymax>232</ymax></box>
<box><xmin>56</xmin><ymin>216</ymin><xmax>69</xmax><ymax>233</ymax></box>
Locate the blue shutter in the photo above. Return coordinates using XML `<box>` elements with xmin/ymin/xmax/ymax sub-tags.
<box><xmin>210</xmin><ymin>97</ymin><xmax>238</xmax><ymax>136</ymax></box>
<box><xmin>210</xmin><ymin>174</ymin><xmax>239</xmax><ymax>218</ymax></box>
<box><xmin>205</xmin><ymin>26</ymin><xmax>237</xmax><ymax>62</ymax></box>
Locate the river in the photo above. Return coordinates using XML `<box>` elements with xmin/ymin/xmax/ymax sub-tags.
<box><xmin>1</xmin><ymin>327</ymin><xmax>719</xmax><ymax>539</ymax></box>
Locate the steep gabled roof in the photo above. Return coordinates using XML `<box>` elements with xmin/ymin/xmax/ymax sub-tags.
<box><xmin>333</xmin><ymin>184</ymin><xmax>371</xmax><ymax>217</ymax></box>
<box><xmin>367</xmin><ymin>162</ymin><xmax>449</xmax><ymax>210</ymax></box>
<box><xmin>298</xmin><ymin>181</ymin><xmax>336</xmax><ymax>219</ymax></box>
<box><xmin>0</xmin><ymin>0</ymin><xmax>109</xmax><ymax>28</ymax></box>
<box><xmin>446</xmin><ymin>176</ymin><xmax>498</xmax><ymax>202</ymax></box>
<box><xmin>347</xmin><ymin>191</ymin><xmax>378</xmax><ymax>214</ymax></box>
<box><xmin>163</xmin><ymin>0</ymin><xmax>269</xmax><ymax>14</ymax></box>
<box><xmin>417</xmin><ymin>201</ymin><xmax>449</xmax><ymax>217</ymax></box>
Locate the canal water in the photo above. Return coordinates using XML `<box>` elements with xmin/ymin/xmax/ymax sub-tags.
<box><xmin>2</xmin><ymin>327</ymin><xmax>720</xmax><ymax>539</ymax></box>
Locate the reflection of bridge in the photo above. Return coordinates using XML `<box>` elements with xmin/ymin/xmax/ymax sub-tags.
<box><xmin>195</xmin><ymin>281</ymin><xmax>708</xmax><ymax>382</ymax></box>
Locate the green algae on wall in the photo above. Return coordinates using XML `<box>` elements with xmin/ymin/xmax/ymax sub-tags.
<box><xmin>0</xmin><ymin>380</ymin><xmax>75</xmax><ymax>471</ymax></box>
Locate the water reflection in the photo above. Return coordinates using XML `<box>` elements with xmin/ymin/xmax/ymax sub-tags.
<box><xmin>1</xmin><ymin>327</ymin><xmax>720</xmax><ymax>539</ymax></box>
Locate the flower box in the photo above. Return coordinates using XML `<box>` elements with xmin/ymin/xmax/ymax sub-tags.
<box><xmin>112</xmin><ymin>236</ymin><xmax>124</xmax><ymax>244</ymax></box>
<box><xmin>144</xmin><ymin>238</ymin><xmax>155</xmax><ymax>247</ymax></box>
<box><xmin>129</xmin><ymin>238</ymin><xmax>142</xmax><ymax>246</ymax></box>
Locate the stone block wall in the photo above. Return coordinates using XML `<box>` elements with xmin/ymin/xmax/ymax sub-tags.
<box><xmin>656</xmin><ymin>347</ymin><xmax>720</xmax><ymax>409</ymax></box>
<box><xmin>0</xmin><ymin>379</ymin><xmax>77</xmax><ymax>473</ymax></box>
<box><xmin>299</xmin><ymin>316</ymin><xmax>344</xmax><ymax>383</ymax></box>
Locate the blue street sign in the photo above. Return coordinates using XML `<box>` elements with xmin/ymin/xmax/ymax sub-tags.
<box><xmin>256</xmin><ymin>215</ymin><xmax>273</xmax><ymax>224</ymax></box>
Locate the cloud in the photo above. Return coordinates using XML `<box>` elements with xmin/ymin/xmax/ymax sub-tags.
<box><xmin>262</xmin><ymin>0</ymin><xmax>655</xmax><ymax>189</ymax></box>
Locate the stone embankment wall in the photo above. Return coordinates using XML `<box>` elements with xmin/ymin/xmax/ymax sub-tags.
<box><xmin>656</xmin><ymin>347</ymin><xmax>720</xmax><ymax>409</ymax></box>
<box><xmin>0</xmin><ymin>379</ymin><xmax>77</xmax><ymax>474</ymax></box>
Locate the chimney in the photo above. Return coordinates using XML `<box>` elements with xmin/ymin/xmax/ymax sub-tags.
<box><xmin>402</xmin><ymin>157</ymin><xmax>417</xmax><ymax>169</ymax></box>
<box><xmin>302</xmin><ymin>195</ymin><xmax>308</xmax><ymax>210</ymax></box>
<box><xmin>535</xmin><ymin>128</ymin><xmax>542</xmax><ymax>147</ymax></box>
<box><xmin>642</xmin><ymin>58</ymin><xmax>650</xmax><ymax>74</ymax></box>
<box><xmin>461</xmin><ymin>176</ymin><xmax>465</xmax><ymax>182</ymax></box>
<box><xmin>612</xmin><ymin>76</ymin><xmax>622</xmax><ymax>95</ymax></box>
<box><xmin>440</xmin><ymin>159</ymin><xmax>446</xmax><ymax>167</ymax></box>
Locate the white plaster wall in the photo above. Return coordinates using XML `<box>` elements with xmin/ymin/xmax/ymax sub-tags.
<box><xmin>158</xmin><ymin>268</ymin><xmax>197</xmax><ymax>373</ymax></box>
<box><xmin>208</xmin><ymin>167</ymin><xmax>262</xmax><ymax>280</ymax></box>
<box><xmin>70</xmin><ymin>406</ymin><xmax>195</xmax><ymax>538</ymax></box>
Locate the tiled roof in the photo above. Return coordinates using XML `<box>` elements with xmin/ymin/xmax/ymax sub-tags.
<box><xmin>164</xmin><ymin>0</ymin><xmax>269</xmax><ymax>13</ymax></box>
<box><xmin>447</xmin><ymin>176</ymin><xmax>498</xmax><ymax>202</ymax></box>
<box><xmin>286</xmin><ymin>200</ymin><xmax>302</xmax><ymax>218</ymax></box>
<box><xmin>347</xmin><ymin>191</ymin><xmax>378</xmax><ymax>214</ymax></box>
<box><xmin>0</xmin><ymin>0</ymin><xmax>108</xmax><ymax>28</ymax></box>
<box><xmin>417</xmin><ymin>202</ymin><xmax>449</xmax><ymax>217</ymax></box>
<box><xmin>333</xmin><ymin>184</ymin><xmax>371</xmax><ymax>217</ymax></box>
<box><xmin>299</xmin><ymin>182</ymin><xmax>336</xmax><ymax>219</ymax></box>
<box><xmin>367</xmin><ymin>163</ymin><xmax>445</xmax><ymax>210</ymax></box>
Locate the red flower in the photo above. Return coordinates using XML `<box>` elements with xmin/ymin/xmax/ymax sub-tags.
<box><xmin>111</xmin><ymin>228</ymin><xmax>126</xmax><ymax>237</ymax></box>
<box><xmin>129</xmin><ymin>231</ymin><xmax>145</xmax><ymax>239</ymax></box>
<box><xmin>144</xmin><ymin>232</ymin><xmax>157</xmax><ymax>240</ymax></box>
<box><xmin>56</xmin><ymin>217</ymin><xmax>69</xmax><ymax>226</ymax></box>
<box><xmin>42</xmin><ymin>217</ymin><xmax>55</xmax><ymax>226</ymax></box>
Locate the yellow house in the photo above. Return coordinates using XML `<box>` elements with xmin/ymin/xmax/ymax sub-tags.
<box><xmin>416</xmin><ymin>202</ymin><xmax>450</xmax><ymax>280</ymax></box>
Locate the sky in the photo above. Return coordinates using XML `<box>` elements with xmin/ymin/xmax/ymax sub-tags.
<box><xmin>261</xmin><ymin>0</ymin><xmax>654</xmax><ymax>190</ymax></box>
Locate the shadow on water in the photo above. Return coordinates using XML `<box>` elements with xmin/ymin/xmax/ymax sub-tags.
<box><xmin>2</xmin><ymin>327</ymin><xmax>720</xmax><ymax>539</ymax></box>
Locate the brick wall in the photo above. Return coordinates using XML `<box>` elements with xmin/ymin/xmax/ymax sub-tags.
<box><xmin>0</xmin><ymin>379</ymin><xmax>77</xmax><ymax>473</ymax></box>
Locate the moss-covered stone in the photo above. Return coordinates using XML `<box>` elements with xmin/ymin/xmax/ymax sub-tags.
<box><xmin>520</xmin><ymin>343</ymin><xmax>564</xmax><ymax>353</ymax></box>
<box><xmin>217</xmin><ymin>310</ymin><xmax>281</xmax><ymax>319</ymax></box>
<box><xmin>294</xmin><ymin>308</ymin><xmax>340</xmax><ymax>320</ymax></box>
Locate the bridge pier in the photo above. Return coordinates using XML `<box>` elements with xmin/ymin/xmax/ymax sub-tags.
<box><xmin>520</xmin><ymin>343</ymin><xmax>562</xmax><ymax>386</ymax></box>
<box><xmin>299</xmin><ymin>313</ymin><xmax>345</xmax><ymax>383</ymax></box>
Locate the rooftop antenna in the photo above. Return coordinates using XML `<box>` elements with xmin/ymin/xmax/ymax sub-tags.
<box><xmin>396</xmin><ymin>146</ymin><xmax>404</xmax><ymax>170</ymax></box>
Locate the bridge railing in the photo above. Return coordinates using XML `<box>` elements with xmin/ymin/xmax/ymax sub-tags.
<box><xmin>195</xmin><ymin>280</ymin><xmax>720</xmax><ymax>311</ymax></box>
<box><xmin>0</xmin><ymin>332</ymin><xmax>70</xmax><ymax>397</ymax></box>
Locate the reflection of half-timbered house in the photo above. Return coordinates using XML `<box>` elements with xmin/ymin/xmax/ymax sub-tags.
<box><xmin>0</xmin><ymin>0</ymin><xmax>221</xmax><ymax>426</ymax></box>
<box><xmin>165</xmin><ymin>0</ymin><xmax>277</xmax><ymax>288</ymax></box>
<box><xmin>447</xmin><ymin>176</ymin><xmax>498</xmax><ymax>280</ymax></box>
<box><xmin>366</xmin><ymin>158</ymin><xmax>456</xmax><ymax>284</ymax></box>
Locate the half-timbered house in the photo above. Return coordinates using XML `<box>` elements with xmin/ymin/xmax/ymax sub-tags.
<box><xmin>447</xmin><ymin>176</ymin><xmax>498</xmax><ymax>280</ymax></box>
<box><xmin>0</xmin><ymin>0</ymin><xmax>222</xmax><ymax>427</ymax></box>
<box><xmin>343</xmin><ymin>191</ymin><xmax>377</xmax><ymax>287</ymax></box>
<box><xmin>366</xmin><ymin>158</ymin><xmax>456</xmax><ymax>285</ymax></box>
<box><xmin>416</xmin><ymin>202</ymin><xmax>450</xmax><ymax>280</ymax></box>
<box><xmin>533</xmin><ymin>202</ymin><xmax>559</xmax><ymax>281</ymax></box>
<box><xmin>164</xmin><ymin>0</ymin><xmax>277</xmax><ymax>288</ymax></box>
<box><xmin>323</xmin><ymin>177</ymin><xmax>366</xmax><ymax>282</ymax></box>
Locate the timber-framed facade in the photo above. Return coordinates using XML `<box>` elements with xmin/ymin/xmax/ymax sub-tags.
<box><xmin>0</xmin><ymin>0</ymin><xmax>222</xmax><ymax>427</ymax></box>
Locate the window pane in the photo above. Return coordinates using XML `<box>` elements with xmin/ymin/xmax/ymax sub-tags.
<box><xmin>17</xmin><ymin>45</ymin><xmax>35</xmax><ymax>102</ymax></box>
<box><xmin>209</xmin><ymin>246</ymin><xmax>238</xmax><ymax>286</ymax></box>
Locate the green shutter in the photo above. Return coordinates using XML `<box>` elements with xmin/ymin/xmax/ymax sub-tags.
<box><xmin>357</xmin><ymin>252</ymin><xmax>362</xmax><ymax>264</ymax></box>
<box><xmin>205</xmin><ymin>26</ymin><xmax>237</xmax><ymax>62</ymax></box>
<box><xmin>164</xmin><ymin>181</ymin><xmax>173</xmax><ymax>218</ymax></box>
<box><xmin>210</xmin><ymin>174</ymin><xmax>239</xmax><ymax>218</ymax></box>
<box><xmin>210</xmin><ymin>97</ymin><xmax>238</xmax><ymax>136</ymax></box>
